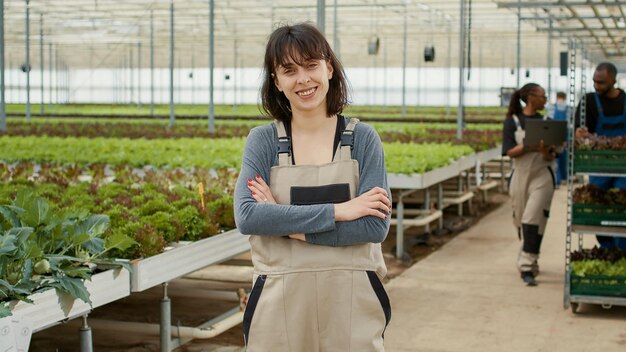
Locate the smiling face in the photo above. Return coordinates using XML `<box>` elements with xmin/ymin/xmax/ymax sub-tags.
<box><xmin>593</xmin><ymin>69</ymin><xmax>616</xmax><ymax>96</ymax></box>
<box><xmin>273</xmin><ymin>57</ymin><xmax>333</xmax><ymax>117</ymax></box>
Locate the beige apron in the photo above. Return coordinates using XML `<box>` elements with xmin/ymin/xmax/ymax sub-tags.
<box><xmin>243</xmin><ymin>118</ymin><xmax>390</xmax><ymax>352</ymax></box>
<box><xmin>508</xmin><ymin>115</ymin><xmax>555</xmax><ymax>274</ymax></box>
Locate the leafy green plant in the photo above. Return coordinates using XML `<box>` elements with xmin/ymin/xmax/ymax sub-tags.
<box><xmin>0</xmin><ymin>191</ymin><xmax>135</xmax><ymax>318</ymax></box>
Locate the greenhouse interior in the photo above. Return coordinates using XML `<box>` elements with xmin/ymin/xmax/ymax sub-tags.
<box><xmin>1</xmin><ymin>0</ymin><xmax>625</xmax><ymax>351</ymax></box>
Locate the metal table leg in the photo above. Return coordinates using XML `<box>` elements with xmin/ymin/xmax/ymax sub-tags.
<box><xmin>161</xmin><ymin>282</ymin><xmax>171</xmax><ymax>352</ymax></box>
<box><xmin>79</xmin><ymin>315</ymin><xmax>93</xmax><ymax>352</ymax></box>
<box><xmin>395</xmin><ymin>193</ymin><xmax>404</xmax><ymax>259</ymax></box>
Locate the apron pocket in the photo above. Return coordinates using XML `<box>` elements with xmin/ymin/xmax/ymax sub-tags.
<box><xmin>366</xmin><ymin>271</ymin><xmax>391</xmax><ymax>338</ymax></box>
<box><xmin>290</xmin><ymin>183</ymin><xmax>351</xmax><ymax>205</ymax></box>
<box><xmin>243</xmin><ymin>274</ymin><xmax>267</xmax><ymax>346</ymax></box>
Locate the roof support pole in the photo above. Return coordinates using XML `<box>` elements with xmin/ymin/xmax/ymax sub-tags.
<box><xmin>1</xmin><ymin>0</ymin><xmax>6</xmax><ymax>132</ymax></box>
<box><xmin>516</xmin><ymin>0</ymin><xmax>521</xmax><ymax>88</ymax></box>
<box><xmin>137</xmin><ymin>41</ymin><xmax>142</xmax><ymax>110</ymax></box>
<box><xmin>383</xmin><ymin>40</ymin><xmax>387</xmax><ymax>110</ymax></box>
<box><xmin>401</xmin><ymin>5</ymin><xmax>407</xmax><ymax>118</ymax></box>
<box><xmin>333</xmin><ymin>0</ymin><xmax>338</xmax><ymax>56</ymax></box>
<box><xmin>208</xmin><ymin>0</ymin><xmax>215</xmax><ymax>133</ymax></box>
<box><xmin>129</xmin><ymin>46</ymin><xmax>133</xmax><ymax>104</ymax></box>
<box><xmin>317</xmin><ymin>0</ymin><xmax>325</xmax><ymax>34</ymax></box>
<box><xmin>48</xmin><ymin>42</ymin><xmax>51</xmax><ymax>106</ymax></box>
<box><xmin>169</xmin><ymin>0</ymin><xmax>175</xmax><ymax>127</ymax></box>
<box><xmin>191</xmin><ymin>48</ymin><xmax>195</xmax><ymax>105</ymax></box>
<box><xmin>39</xmin><ymin>13</ymin><xmax>43</xmax><ymax>114</ymax></box>
<box><xmin>457</xmin><ymin>0</ymin><xmax>466</xmax><ymax>140</ymax></box>
<box><xmin>55</xmin><ymin>46</ymin><xmax>58</xmax><ymax>104</ymax></box>
<box><xmin>547</xmin><ymin>17</ymin><xmax>553</xmax><ymax>99</ymax></box>
<box><xmin>25</xmin><ymin>0</ymin><xmax>31</xmax><ymax>120</ymax></box>
<box><xmin>150</xmin><ymin>9</ymin><xmax>154</xmax><ymax>116</ymax></box>
<box><xmin>233</xmin><ymin>38</ymin><xmax>238</xmax><ymax>113</ymax></box>
<box><xmin>446</xmin><ymin>20</ymin><xmax>451</xmax><ymax>116</ymax></box>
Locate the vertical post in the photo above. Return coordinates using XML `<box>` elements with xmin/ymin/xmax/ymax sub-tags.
<box><xmin>396</xmin><ymin>194</ymin><xmax>404</xmax><ymax>259</ymax></box>
<box><xmin>478</xmin><ymin>37</ymin><xmax>483</xmax><ymax>106</ymax></box>
<box><xmin>160</xmin><ymin>283</ymin><xmax>171</xmax><ymax>352</ymax></box>
<box><xmin>208</xmin><ymin>0</ymin><xmax>215</xmax><ymax>133</ymax></box>
<box><xmin>130</xmin><ymin>46</ymin><xmax>134</xmax><ymax>105</ymax></box>
<box><xmin>169</xmin><ymin>0</ymin><xmax>175</xmax><ymax>127</ymax></box>
<box><xmin>137</xmin><ymin>41</ymin><xmax>142</xmax><ymax>110</ymax></box>
<box><xmin>89</xmin><ymin>46</ymin><xmax>93</xmax><ymax>102</ymax></box>
<box><xmin>516</xmin><ymin>0</ymin><xmax>521</xmax><ymax>88</ymax></box>
<box><xmin>48</xmin><ymin>43</ymin><xmax>52</xmax><ymax>106</ymax></box>
<box><xmin>401</xmin><ymin>6</ymin><xmax>407</xmax><ymax>118</ymax></box>
<box><xmin>333</xmin><ymin>0</ymin><xmax>338</xmax><ymax>57</ymax></box>
<box><xmin>233</xmin><ymin>38</ymin><xmax>237</xmax><ymax>112</ymax></box>
<box><xmin>547</xmin><ymin>17</ymin><xmax>553</xmax><ymax>100</ymax></box>
<box><xmin>55</xmin><ymin>46</ymin><xmax>59</xmax><ymax>104</ymax></box>
<box><xmin>415</xmin><ymin>39</ymin><xmax>420</xmax><ymax>106</ymax></box>
<box><xmin>0</xmin><ymin>0</ymin><xmax>5</xmax><ymax>132</ymax></box>
<box><xmin>457</xmin><ymin>0</ymin><xmax>466</xmax><ymax>140</ymax></box>
<box><xmin>39</xmin><ymin>13</ymin><xmax>43</xmax><ymax>114</ymax></box>
<box><xmin>446</xmin><ymin>20</ymin><xmax>452</xmax><ymax>116</ymax></box>
<box><xmin>25</xmin><ymin>0</ymin><xmax>31</xmax><ymax>119</ymax></box>
<box><xmin>150</xmin><ymin>9</ymin><xmax>154</xmax><ymax>116</ymax></box>
<box><xmin>79</xmin><ymin>315</ymin><xmax>93</xmax><ymax>352</ymax></box>
<box><xmin>191</xmin><ymin>48</ymin><xmax>195</xmax><ymax>105</ymax></box>
<box><xmin>317</xmin><ymin>0</ymin><xmax>325</xmax><ymax>34</ymax></box>
<box><xmin>383</xmin><ymin>40</ymin><xmax>387</xmax><ymax>110</ymax></box>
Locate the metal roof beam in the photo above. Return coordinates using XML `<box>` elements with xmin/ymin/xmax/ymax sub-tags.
<box><xmin>521</xmin><ymin>15</ymin><xmax>624</xmax><ymax>20</ymax></box>
<box><xmin>537</xmin><ymin>26</ymin><xmax>625</xmax><ymax>31</ymax></box>
<box><xmin>497</xmin><ymin>1</ymin><xmax>626</xmax><ymax>8</ymax></box>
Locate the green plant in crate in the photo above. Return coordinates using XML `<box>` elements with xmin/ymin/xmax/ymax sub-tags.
<box><xmin>0</xmin><ymin>191</ymin><xmax>135</xmax><ymax>318</ymax></box>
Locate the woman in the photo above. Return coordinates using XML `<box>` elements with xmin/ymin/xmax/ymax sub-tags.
<box><xmin>502</xmin><ymin>83</ymin><xmax>557</xmax><ymax>286</ymax></box>
<box><xmin>234</xmin><ymin>23</ymin><xmax>392</xmax><ymax>351</ymax></box>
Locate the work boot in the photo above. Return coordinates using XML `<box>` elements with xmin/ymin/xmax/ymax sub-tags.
<box><xmin>521</xmin><ymin>271</ymin><xmax>537</xmax><ymax>286</ymax></box>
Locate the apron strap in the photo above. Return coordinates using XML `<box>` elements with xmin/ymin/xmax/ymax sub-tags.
<box><xmin>274</xmin><ymin>120</ymin><xmax>292</xmax><ymax>166</ymax></box>
<box><xmin>594</xmin><ymin>92</ymin><xmax>604</xmax><ymax>115</ymax></box>
<box><xmin>335</xmin><ymin>117</ymin><xmax>360</xmax><ymax>161</ymax></box>
<box><xmin>512</xmin><ymin>114</ymin><xmax>523</xmax><ymax>131</ymax></box>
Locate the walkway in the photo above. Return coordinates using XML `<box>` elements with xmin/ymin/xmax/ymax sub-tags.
<box><xmin>384</xmin><ymin>187</ymin><xmax>626</xmax><ymax>352</ymax></box>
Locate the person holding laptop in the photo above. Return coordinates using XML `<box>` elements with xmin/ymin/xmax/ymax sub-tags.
<box><xmin>502</xmin><ymin>83</ymin><xmax>557</xmax><ymax>286</ymax></box>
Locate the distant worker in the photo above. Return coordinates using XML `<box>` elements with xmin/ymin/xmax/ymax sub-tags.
<box><xmin>575</xmin><ymin>62</ymin><xmax>626</xmax><ymax>250</ymax></box>
<box><xmin>502</xmin><ymin>83</ymin><xmax>557</xmax><ymax>286</ymax></box>
<box><xmin>546</xmin><ymin>91</ymin><xmax>571</xmax><ymax>185</ymax></box>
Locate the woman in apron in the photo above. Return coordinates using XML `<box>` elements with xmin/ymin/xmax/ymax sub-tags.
<box><xmin>234</xmin><ymin>23</ymin><xmax>392</xmax><ymax>351</ymax></box>
<box><xmin>502</xmin><ymin>83</ymin><xmax>557</xmax><ymax>286</ymax></box>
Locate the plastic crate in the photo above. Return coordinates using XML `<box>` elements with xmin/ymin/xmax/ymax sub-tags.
<box><xmin>574</xmin><ymin>150</ymin><xmax>626</xmax><ymax>174</ymax></box>
<box><xmin>570</xmin><ymin>274</ymin><xmax>626</xmax><ymax>297</ymax></box>
<box><xmin>572</xmin><ymin>204</ymin><xmax>626</xmax><ymax>227</ymax></box>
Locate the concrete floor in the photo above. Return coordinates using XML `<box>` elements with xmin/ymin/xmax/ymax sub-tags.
<box><xmin>384</xmin><ymin>187</ymin><xmax>626</xmax><ymax>352</ymax></box>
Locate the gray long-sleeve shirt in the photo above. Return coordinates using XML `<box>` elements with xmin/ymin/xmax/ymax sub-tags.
<box><xmin>234</xmin><ymin>117</ymin><xmax>391</xmax><ymax>247</ymax></box>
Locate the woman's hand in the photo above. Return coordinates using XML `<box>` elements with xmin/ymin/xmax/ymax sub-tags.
<box><xmin>248</xmin><ymin>175</ymin><xmax>306</xmax><ymax>241</ymax></box>
<box><xmin>334</xmin><ymin>187</ymin><xmax>391</xmax><ymax>222</ymax></box>
<box><xmin>538</xmin><ymin>140</ymin><xmax>556</xmax><ymax>161</ymax></box>
<box><xmin>247</xmin><ymin>175</ymin><xmax>276</xmax><ymax>204</ymax></box>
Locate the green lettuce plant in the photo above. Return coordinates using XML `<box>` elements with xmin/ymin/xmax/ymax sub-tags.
<box><xmin>0</xmin><ymin>191</ymin><xmax>135</xmax><ymax>318</ymax></box>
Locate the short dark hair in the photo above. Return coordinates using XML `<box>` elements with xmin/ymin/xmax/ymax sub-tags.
<box><xmin>260</xmin><ymin>22</ymin><xmax>350</xmax><ymax>122</ymax></box>
<box><xmin>556</xmin><ymin>91</ymin><xmax>566</xmax><ymax>99</ymax></box>
<box><xmin>595</xmin><ymin>62</ymin><xmax>617</xmax><ymax>79</ymax></box>
<box><xmin>506</xmin><ymin>83</ymin><xmax>542</xmax><ymax>118</ymax></box>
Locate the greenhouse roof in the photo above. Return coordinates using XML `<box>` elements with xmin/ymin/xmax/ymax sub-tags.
<box><xmin>2</xmin><ymin>0</ymin><xmax>625</xmax><ymax>71</ymax></box>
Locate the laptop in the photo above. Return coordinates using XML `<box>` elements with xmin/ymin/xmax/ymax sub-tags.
<box><xmin>524</xmin><ymin>119</ymin><xmax>567</xmax><ymax>147</ymax></box>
